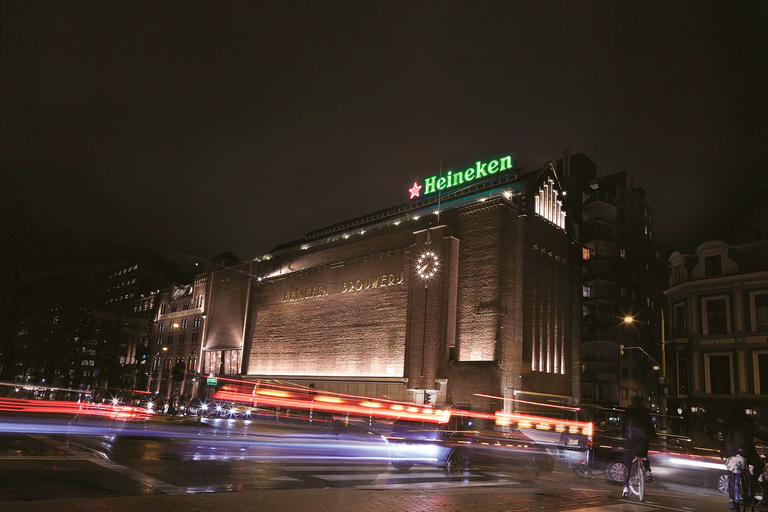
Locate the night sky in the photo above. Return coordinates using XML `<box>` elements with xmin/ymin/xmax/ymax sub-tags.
<box><xmin>3</xmin><ymin>2</ymin><xmax>767</xmax><ymax>261</ymax></box>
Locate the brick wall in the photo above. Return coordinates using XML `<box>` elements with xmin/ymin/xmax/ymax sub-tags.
<box><xmin>247</xmin><ymin>249</ymin><xmax>410</xmax><ymax>377</ymax></box>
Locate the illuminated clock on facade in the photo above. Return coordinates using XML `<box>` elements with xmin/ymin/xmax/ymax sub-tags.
<box><xmin>416</xmin><ymin>252</ymin><xmax>440</xmax><ymax>280</ymax></box>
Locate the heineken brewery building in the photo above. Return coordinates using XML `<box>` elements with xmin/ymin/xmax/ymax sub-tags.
<box><xmin>161</xmin><ymin>155</ymin><xmax>582</xmax><ymax>413</ymax></box>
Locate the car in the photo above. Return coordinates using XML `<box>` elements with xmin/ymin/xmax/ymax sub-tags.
<box><xmin>557</xmin><ymin>405</ymin><xmax>728</xmax><ymax>491</ymax></box>
<box><xmin>386</xmin><ymin>414</ymin><xmax>554</xmax><ymax>479</ymax></box>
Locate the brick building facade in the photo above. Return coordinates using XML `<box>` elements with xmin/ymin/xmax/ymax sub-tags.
<box><xmin>197</xmin><ymin>159</ymin><xmax>581</xmax><ymax>413</ymax></box>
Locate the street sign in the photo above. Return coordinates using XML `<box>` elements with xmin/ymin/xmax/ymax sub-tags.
<box><xmin>206</xmin><ymin>375</ymin><xmax>218</xmax><ymax>386</ymax></box>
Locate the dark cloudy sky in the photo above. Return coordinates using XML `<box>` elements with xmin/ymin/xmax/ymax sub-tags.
<box><xmin>3</xmin><ymin>1</ymin><xmax>767</xmax><ymax>260</ymax></box>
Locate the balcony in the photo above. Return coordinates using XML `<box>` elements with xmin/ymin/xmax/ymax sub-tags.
<box><xmin>584</xmin><ymin>190</ymin><xmax>616</xmax><ymax>207</ymax></box>
<box><xmin>582</xmin><ymin>286</ymin><xmax>618</xmax><ymax>305</ymax></box>
<box><xmin>582</xmin><ymin>224</ymin><xmax>617</xmax><ymax>243</ymax></box>
<box><xmin>583</xmin><ymin>269</ymin><xmax>616</xmax><ymax>282</ymax></box>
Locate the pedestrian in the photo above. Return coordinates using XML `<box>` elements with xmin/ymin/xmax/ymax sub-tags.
<box><xmin>621</xmin><ymin>395</ymin><xmax>655</xmax><ymax>497</ymax></box>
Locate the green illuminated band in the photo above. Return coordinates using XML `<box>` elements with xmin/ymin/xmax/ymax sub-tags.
<box><xmin>423</xmin><ymin>155</ymin><xmax>513</xmax><ymax>195</ymax></box>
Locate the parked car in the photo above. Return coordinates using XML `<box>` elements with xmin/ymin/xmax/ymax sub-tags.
<box><xmin>386</xmin><ymin>414</ymin><xmax>554</xmax><ymax>479</ymax></box>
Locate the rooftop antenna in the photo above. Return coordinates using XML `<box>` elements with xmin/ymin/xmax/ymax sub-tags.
<box><xmin>594</xmin><ymin>141</ymin><xmax>598</xmax><ymax>172</ymax></box>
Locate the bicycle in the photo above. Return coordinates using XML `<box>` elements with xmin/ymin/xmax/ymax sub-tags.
<box><xmin>727</xmin><ymin>455</ymin><xmax>759</xmax><ymax>512</ymax></box>
<box><xmin>626</xmin><ymin>455</ymin><xmax>647</xmax><ymax>501</ymax></box>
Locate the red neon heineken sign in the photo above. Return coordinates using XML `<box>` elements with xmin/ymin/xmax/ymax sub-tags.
<box><xmin>408</xmin><ymin>155</ymin><xmax>513</xmax><ymax>199</ymax></box>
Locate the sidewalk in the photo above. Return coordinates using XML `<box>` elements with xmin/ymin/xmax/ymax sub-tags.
<box><xmin>1</xmin><ymin>486</ymin><xmax>610</xmax><ymax>512</ymax></box>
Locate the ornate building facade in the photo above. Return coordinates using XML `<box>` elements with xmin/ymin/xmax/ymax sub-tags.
<box><xmin>665</xmin><ymin>239</ymin><xmax>768</xmax><ymax>425</ymax></box>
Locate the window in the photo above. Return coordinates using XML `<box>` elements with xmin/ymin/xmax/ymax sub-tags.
<box><xmin>181</xmin><ymin>319</ymin><xmax>188</xmax><ymax>329</ymax></box>
<box><xmin>191</xmin><ymin>332</ymin><xmax>198</xmax><ymax>344</ymax></box>
<box><xmin>751</xmin><ymin>292</ymin><xmax>768</xmax><ymax>332</ymax></box>
<box><xmin>158</xmin><ymin>322</ymin><xmax>164</xmax><ymax>333</ymax></box>
<box><xmin>754</xmin><ymin>353</ymin><xmax>768</xmax><ymax>395</ymax></box>
<box><xmin>153</xmin><ymin>357</ymin><xmax>160</xmax><ymax>372</ymax></box>
<box><xmin>676</xmin><ymin>350</ymin><xmax>689</xmax><ymax>395</ymax></box>
<box><xmin>179</xmin><ymin>333</ymin><xmax>186</xmax><ymax>344</ymax></box>
<box><xmin>582</xmin><ymin>247</ymin><xmax>592</xmax><ymax>260</ymax></box>
<box><xmin>163</xmin><ymin>357</ymin><xmax>171</xmax><ymax>372</ymax></box>
<box><xmin>171</xmin><ymin>306</ymin><xmax>177</xmax><ymax>313</ymax></box>
<box><xmin>673</xmin><ymin>302</ymin><xmax>686</xmax><ymax>338</ymax></box>
<box><xmin>188</xmin><ymin>353</ymin><xmax>197</xmax><ymax>372</ymax></box>
<box><xmin>705</xmin><ymin>255</ymin><xmax>722</xmax><ymax>277</ymax></box>
<box><xmin>194</xmin><ymin>317</ymin><xmax>201</xmax><ymax>328</ymax></box>
<box><xmin>168</xmin><ymin>334</ymin><xmax>173</xmax><ymax>345</ymax></box>
<box><xmin>702</xmin><ymin>297</ymin><xmax>729</xmax><ymax>335</ymax></box>
<box><xmin>674</xmin><ymin>265</ymin><xmax>681</xmax><ymax>285</ymax></box>
<box><xmin>583</xmin><ymin>286</ymin><xmax>591</xmax><ymax>298</ymax></box>
<box><xmin>620</xmin><ymin>249</ymin><xmax>626</xmax><ymax>259</ymax></box>
<box><xmin>156</xmin><ymin>336</ymin><xmax>162</xmax><ymax>346</ymax></box>
<box><xmin>706</xmin><ymin>353</ymin><xmax>732</xmax><ymax>394</ymax></box>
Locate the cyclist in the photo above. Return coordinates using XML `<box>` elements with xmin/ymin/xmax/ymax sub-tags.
<box><xmin>621</xmin><ymin>395</ymin><xmax>655</xmax><ymax>498</ymax></box>
<box><xmin>725</xmin><ymin>406</ymin><xmax>768</xmax><ymax>509</ymax></box>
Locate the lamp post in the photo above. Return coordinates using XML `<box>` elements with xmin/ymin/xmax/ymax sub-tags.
<box><xmin>617</xmin><ymin>315</ymin><xmax>634</xmax><ymax>407</ymax></box>
<box><xmin>620</xmin><ymin>342</ymin><xmax>662</xmax><ymax>413</ymax></box>
<box><xmin>660</xmin><ymin>308</ymin><xmax>667</xmax><ymax>434</ymax></box>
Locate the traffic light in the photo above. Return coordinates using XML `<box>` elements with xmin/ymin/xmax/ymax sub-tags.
<box><xmin>135</xmin><ymin>344</ymin><xmax>148</xmax><ymax>363</ymax></box>
<box><xmin>171</xmin><ymin>362</ymin><xmax>185</xmax><ymax>382</ymax></box>
<box><xmin>424</xmin><ymin>392</ymin><xmax>432</xmax><ymax>404</ymax></box>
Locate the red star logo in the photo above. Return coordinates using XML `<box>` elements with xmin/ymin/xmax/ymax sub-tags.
<box><xmin>409</xmin><ymin>182</ymin><xmax>422</xmax><ymax>199</ymax></box>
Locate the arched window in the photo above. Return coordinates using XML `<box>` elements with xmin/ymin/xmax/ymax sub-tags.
<box><xmin>188</xmin><ymin>353</ymin><xmax>197</xmax><ymax>373</ymax></box>
<box><xmin>163</xmin><ymin>357</ymin><xmax>171</xmax><ymax>372</ymax></box>
<box><xmin>152</xmin><ymin>356</ymin><xmax>160</xmax><ymax>372</ymax></box>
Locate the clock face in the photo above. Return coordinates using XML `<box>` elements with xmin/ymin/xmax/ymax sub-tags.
<box><xmin>416</xmin><ymin>252</ymin><xmax>440</xmax><ymax>279</ymax></box>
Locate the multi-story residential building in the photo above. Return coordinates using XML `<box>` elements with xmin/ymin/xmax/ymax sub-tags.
<box><xmin>558</xmin><ymin>152</ymin><xmax>663</xmax><ymax>409</ymax></box>
<box><xmin>664</xmin><ymin>239</ymin><xmax>768</xmax><ymax>427</ymax></box>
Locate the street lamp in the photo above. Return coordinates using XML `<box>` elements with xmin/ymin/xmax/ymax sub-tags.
<box><xmin>617</xmin><ymin>315</ymin><xmax>636</xmax><ymax>407</ymax></box>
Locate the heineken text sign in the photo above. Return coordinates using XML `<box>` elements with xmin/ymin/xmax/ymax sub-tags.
<box><xmin>408</xmin><ymin>155</ymin><xmax>513</xmax><ymax>199</ymax></box>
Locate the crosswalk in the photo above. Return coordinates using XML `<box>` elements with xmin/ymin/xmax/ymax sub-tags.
<box><xmin>269</xmin><ymin>462</ymin><xmax>522</xmax><ymax>488</ymax></box>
